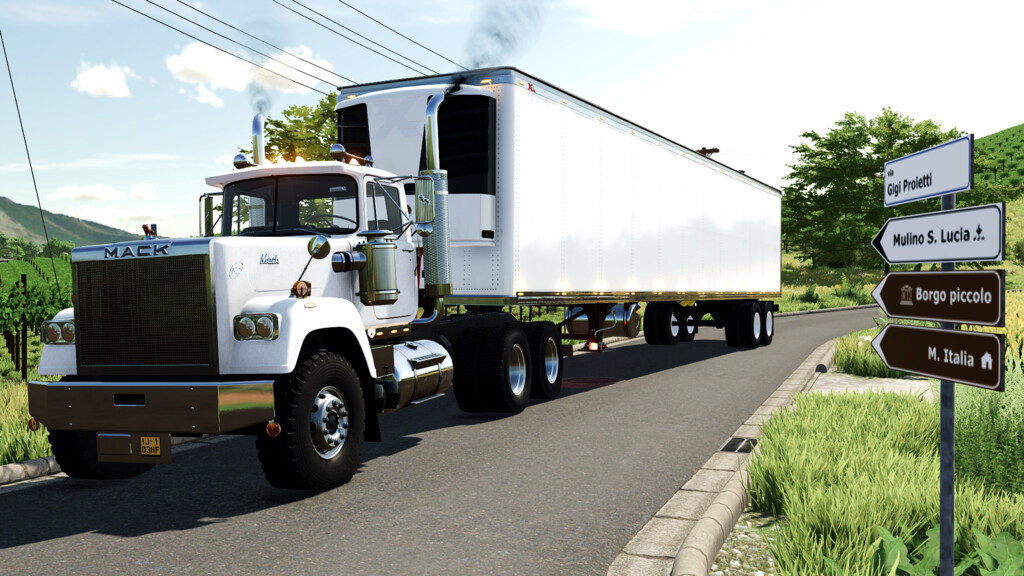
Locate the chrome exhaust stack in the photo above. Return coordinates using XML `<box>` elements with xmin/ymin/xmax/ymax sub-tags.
<box><xmin>419</xmin><ymin>92</ymin><xmax>452</xmax><ymax>300</ymax></box>
<box><xmin>252</xmin><ymin>114</ymin><xmax>266</xmax><ymax>165</ymax></box>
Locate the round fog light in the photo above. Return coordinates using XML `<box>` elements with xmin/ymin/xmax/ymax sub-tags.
<box><xmin>45</xmin><ymin>323</ymin><xmax>61</xmax><ymax>344</ymax></box>
<box><xmin>255</xmin><ymin>316</ymin><xmax>274</xmax><ymax>338</ymax></box>
<box><xmin>237</xmin><ymin>317</ymin><xmax>256</xmax><ymax>339</ymax></box>
<box><xmin>61</xmin><ymin>322</ymin><xmax>75</xmax><ymax>343</ymax></box>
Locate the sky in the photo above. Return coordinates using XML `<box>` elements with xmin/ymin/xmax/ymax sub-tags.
<box><xmin>0</xmin><ymin>0</ymin><xmax>1022</xmax><ymax>239</ymax></box>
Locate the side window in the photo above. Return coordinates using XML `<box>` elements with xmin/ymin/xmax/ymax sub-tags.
<box><xmin>365</xmin><ymin>182</ymin><xmax>403</xmax><ymax>232</ymax></box>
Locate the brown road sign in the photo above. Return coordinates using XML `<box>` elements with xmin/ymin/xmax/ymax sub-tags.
<box><xmin>872</xmin><ymin>324</ymin><xmax>1004</xmax><ymax>391</ymax></box>
<box><xmin>871</xmin><ymin>270</ymin><xmax>1005</xmax><ymax>326</ymax></box>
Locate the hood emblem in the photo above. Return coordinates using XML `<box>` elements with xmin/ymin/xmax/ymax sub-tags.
<box><xmin>260</xmin><ymin>254</ymin><xmax>280</xmax><ymax>265</ymax></box>
<box><xmin>104</xmin><ymin>244</ymin><xmax>170</xmax><ymax>258</ymax></box>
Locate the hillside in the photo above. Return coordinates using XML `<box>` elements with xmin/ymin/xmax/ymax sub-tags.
<box><xmin>975</xmin><ymin>124</ymin><xmax>1024</xmax><ymax>259</ymax></box>
<box><xmin>0</xmin><ymin>196</ymin><xmax>136</xmax><ymax>247</ymax></box>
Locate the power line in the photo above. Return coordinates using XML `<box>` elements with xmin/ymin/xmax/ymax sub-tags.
<box><xmin>336</xmin><ymin>0</ymin><xmax>466</xmax><ymax>71</ymax></box>
<box><xmin>111</xmin><ymin>0</ymin><xmax>329</xmax><ymax>96</ymax></box>
<box><xmin>140</xmin><ymin>0</ymin><xmax>341</xmax><ymax>87</ymax></box>
<box><xmin>0</xmin><ymin>28</ymin><xmax>63</xmax><ymax>301</ymax></box>
<box><xmin>174</xmin><ymin>0</ymin><xmax>353</xmax><ymax>85</ymax></box>
<box><xmin>273</xmin><ymin>0</ymin><xmax>427</xmax><ymax>77</ymax></box>
<box><xmin>291</xmin><ymin>0</ymin><xmax>438</xmax><ymax>75</ymax></box>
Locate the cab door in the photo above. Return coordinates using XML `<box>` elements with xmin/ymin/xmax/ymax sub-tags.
<box><xmin>363</xmin><ymin>178</ymin><xmax>417</xmax><ymax>321</ymax></box>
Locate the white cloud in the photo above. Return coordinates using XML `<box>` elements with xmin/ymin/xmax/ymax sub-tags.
<box><xmin>195</xmin><ymin>85</ymin><xmax>224</xmax><ymax>108</ymax></box>
<box><xmin>130</xmin><ymin>183</ymin><xmax>157</xmax><ymax>201</ymax></box>
<box><xmin>215</xmin><ymin>153</ymin><xmax>236</xmax><ymax>165</ymax></box>
<box><xmin>75</xmin><ymin>206</ymin><xmax>171</xmax><ymax>231</ymax></box>
<box><xmin>49</xmin><ymin>184</ymin><xmax>124</xmax><ymax>202</ymax></box>
<box><xmin>71</xmin><ymin>63</ymin><xmax>133</xmax><ymax>98</ymax></box>
<box><xmin>165</xmin><ymin>42</ymin><xmax>335</xmax><ymax>107</ymax></box>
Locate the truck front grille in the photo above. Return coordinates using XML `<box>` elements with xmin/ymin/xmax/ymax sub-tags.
<box><xmin>75</xmin><ymin>255</ymin><xmax>215</xmax><ymax>372</ymax></box>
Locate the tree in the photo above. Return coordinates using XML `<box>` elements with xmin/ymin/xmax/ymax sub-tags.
<box><xmin>783</xmin><ymin>108</ymin><xmax>1022</xmax><ymax>272</ymax></box>
<box><xmin>241</xmin><ymin>93</ymin><xmax>338</xmax><ymax>162</ymax></box>
<box><xmin>41</xmin><ymin>238</ymin><xmax>74</xmax><ymax>258</ymax></box>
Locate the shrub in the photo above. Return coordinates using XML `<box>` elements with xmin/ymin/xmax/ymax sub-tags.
<box><xmin>799</xmin><ymin>284</ymin><xmax>819</xmax><ymax>303</ymax></box>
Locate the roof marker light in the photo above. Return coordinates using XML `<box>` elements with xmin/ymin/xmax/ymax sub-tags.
<box><xmin>346</xmin><ymin>94</ymin><xmax>357</xmax><ymax>99</ymax></box>
<box><xmin>517</xmin><ymin>80</ymin><xmax>525</xmax><ymax>86</ymax></box>
<box><xmin>560</xmin><ymin>99</ymin><xmax>568</xmax><ymax>105</ymax></box>
<box><xmin>481</xmin><ymin>79</ymin><xmax>492</xmax><ymax>84</ymax></box>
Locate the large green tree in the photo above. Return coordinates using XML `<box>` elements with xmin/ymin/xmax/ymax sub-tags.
<box><xmin>783</xmin><ymin>108</ymin><xmax>1021</xmax><ymax>271</ymax></box>
<box><xmin>242</xmin><ymin>93</ymin><xmax>338</xmax><ymax>162</ymax></box>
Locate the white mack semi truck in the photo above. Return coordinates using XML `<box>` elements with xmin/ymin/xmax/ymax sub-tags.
<box><xmin>28</xmin><ymin>67</ymin><xmax>781</xmax><ymax>490</ymax></box>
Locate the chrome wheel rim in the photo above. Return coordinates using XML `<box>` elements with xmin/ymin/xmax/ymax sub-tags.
<box><xmin>765</xmin><ymin>309</ymin><xmax>773</xmax><ymax>337</ymax></box>
<box><xmin>752</xmin><ymin>310</ymin><xmax>762</xmax><ymax>341</ymax></box>
<box><xmin>669</xmin><ymin>311</ymin><xmax>680</xmax><ymax>338</ymax></box>
<box><xmin>310</xmin><ymin>385</ymin><xmax>348</xmax><ymax>460</ymax></box>
<box><xmin>509</xmin><ymin>343</ymin><xmax>527</xmax><ymax>396</ymax></box>
<box><xmin>685</xmin><ymin>313</ymin><xmax>695</xmax><ymax>335</ymax></box>
<box><xmin>543</xmin><ymin>336</ymin><xmax>559</xmax><ymax>384</ymax></box>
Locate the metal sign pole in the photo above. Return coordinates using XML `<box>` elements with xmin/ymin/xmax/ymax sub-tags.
<box><xmin>939</xmin><ymin>190</ymin><xmax>956</xmax><ymax>576</ymax></box>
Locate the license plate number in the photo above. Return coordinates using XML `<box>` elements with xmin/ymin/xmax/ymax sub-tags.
<box><xmin>140</xmin><ymin>436</ymin><xmax>161</xmax><ymax>456</ymax></box>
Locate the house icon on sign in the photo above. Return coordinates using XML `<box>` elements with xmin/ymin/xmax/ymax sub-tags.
<box><xmin>981</xmin><ymin>352</ymin><xmax>993</xmax><ymax>370</ymax></box>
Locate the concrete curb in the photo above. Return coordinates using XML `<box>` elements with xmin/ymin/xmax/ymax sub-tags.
<box><xmin>775</xmin><ymin>303</ymin><xmax>879</xmax><ymax>317</ymax></box>
<box><xmin>0</xmin><ymin>435</ymin><xmax>209</xmax><ymax>487</ymax></box>
<box><xmin>669</xmin><ymin>339</ymin><xmax>835</xmax><ymax>576</ymax></box>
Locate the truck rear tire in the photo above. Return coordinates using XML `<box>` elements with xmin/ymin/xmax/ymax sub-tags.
<box><xmin>759</xmin><ymin>301</ymin><xmax>774</xmax><ymax>346</ymax></box>
<box><xmin>523</xmin><ymin>322</ymin><xmax>562</xmax><ymax>400</ymax></box>
<box><xmin>48</xmin><ymin>430</ymin><xmax>154</xmax><ymax>480</ymax></box>
<box><xmin>256</xmin><ymin>352</ymin><xmax>365</xmax><ymax>490</ymax></box>
<box><xmin>477</xmin><ymin>325</ymin><xmax>532</xmax><ymax>413</ymax></box>
<box><xmin>738</xmin><ymin>302</ymin><xmax>761</xmax><ymax>348</ymax></box>
<box><xmin>453</xmin><ymin>327</ymin><xmax>487</xmax><ymax>412</ymax></box>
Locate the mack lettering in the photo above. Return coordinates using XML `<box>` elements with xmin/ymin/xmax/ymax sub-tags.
<box><xmin>103</xmin><ymin>244</ymin><xmax>170</xmax><ymax>258</ymax></box>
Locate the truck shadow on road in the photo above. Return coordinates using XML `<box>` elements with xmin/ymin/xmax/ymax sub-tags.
<box><xmin>0</xmin><ymin>338</ymin><xmax>748</xmax><ymax>549</ymax></box>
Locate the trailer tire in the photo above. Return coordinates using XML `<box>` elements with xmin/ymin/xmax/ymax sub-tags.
<box><xmin>759</xmin><ymin>302</ymin><xmax>774</xmax><ymax>346</ymax></box>
<box><xmin>723</xmin><ymin>307</ymin><xmax>741</xmax><ymax>348</ymax></box>
<box><xmin>48</xmin><ymin>430</ymin><xmax>154</xmax><ymax>480</ymax></box>
<box><xmin>477</xmin><ymin>325</ymin><xmax>532</xmax><ymax>413</ymax></box>
<box><xmin>523</xmin><ymin>322</ymin><xmax>562</xmax><ymax>400</ymax></box>
<box><xmin>646</xmin><ymin>303</ymin><xmax>678</xmax><ymax>345</ymax></box>
<box><xmin>453</xmin><ymin>327</ymin><xmax>488</xmax><ymax>412</ymax></box>
<box><xmin>643</xmin><ymin>304</ymin><xmax>661</xmax><ymax>345</ymax></box>
<box><xmin>256</xmin><ymin>352</ymin><xmax>364</xmax><ymax>490</ymax></box>
<box><xmin>738</xmin><ymin>302</ymin><xmax>761</xmax><ymax>348</ymax></box>
<box><xmin>676</xmin><ymin>306</ymin><xmax>698</xmax><ymax>343</ymax></box>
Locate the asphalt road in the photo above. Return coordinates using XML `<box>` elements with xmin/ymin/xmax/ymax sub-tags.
<box><xmin>0</xmin><ymin>308</ymin><xmax>879</xmax><ymax>575</ymax></box>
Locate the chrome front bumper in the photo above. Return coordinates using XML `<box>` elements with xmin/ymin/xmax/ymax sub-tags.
<box><xmin>27</xmin><ymin>380</ymin><xmax>275</xmax><ymax>434</ymax></box>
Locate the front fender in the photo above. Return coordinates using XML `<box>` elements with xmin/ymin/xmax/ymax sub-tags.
<box><xmin>222</xmin><ymin>297</ymin><xmax>375</xmax><ymax>375</ymax></box>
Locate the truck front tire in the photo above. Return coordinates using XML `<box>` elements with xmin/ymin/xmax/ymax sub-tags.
<box><xmin>48</xmin><ymin>430</ymin><xmax>154</xmax><ymax>480</ymax></box>
<box><xmin>256</xmin><ymin>352</ymin><xmax>365</xmax><ymax>490</ymax></box>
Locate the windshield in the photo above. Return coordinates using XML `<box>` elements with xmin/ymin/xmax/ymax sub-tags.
<box><xmin>221</xmin><ymin>174</ymin><xmax>359</xmax><ymax>236</ymax></box>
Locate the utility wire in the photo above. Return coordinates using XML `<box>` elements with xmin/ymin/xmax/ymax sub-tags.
<box><xmin>336</xmin><ymin>0</ymin><xmax>467</xmax><ymax>71</ymax></box>
<box><xmin>291</xmin><ymin>0</ymin><xmax>438</xmax><ymax>74</ymax></box>
<box><xmin>140</xmin><ymin>0</ymin><xmax>341</xmax><ymax>87</ymax></box>
<box><xmin>174</xmin><ymin>0</ymin><xmax>353</xmax><ymax>84</ymax></box>
<box><xmin>111</xmin><ymin>0</ymin><xmax>329</xmax><ymax>96</ymax></box>
<box><xmin>273</xmin><ymin>0</ymin><xmax>427</xmax><ymax>76</ymax></box>
<box><xmin>0</xmin><ymin>28</ymin><xmax>63</xmax><ymax>301</ymax></box>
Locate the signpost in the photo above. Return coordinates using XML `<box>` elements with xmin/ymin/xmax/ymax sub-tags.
<box><xmin>871</xmin><ymin>270</ymin><xmax>1005</xmax><ymax>326</ymax></box>
<box><xmin>871</xmin><ymin>202</ymin><xmax>1005</xmax><ymax>264</ymax></box>
<box><xmin>872</xmin><ymin>325</ymin><xmax>1005</xmax><ymax>391</ymax></box>
<box><xmin>885</xmin><ymin>135</ymin><xmax>973</xmax><ymax>206</ymax></box>
<box><xmin>870</xmin><ymin>134</ymin><xmax>1009</xmax><ymax>575</ymax></box>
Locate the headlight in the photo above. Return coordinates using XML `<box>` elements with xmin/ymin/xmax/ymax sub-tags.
<box><xmin>234</xmin><ymin>314</ymin><xmax>279</xmax><ymax>341</ymax></box>
<box><xmin>41</xmin><ymin>320</ymin><xmax>75</xmax><ymax>345</ymax></box>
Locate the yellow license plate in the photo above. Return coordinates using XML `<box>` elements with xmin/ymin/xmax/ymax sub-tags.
<box><xmin>140</xmin><ymin>436</ymin><xmax>161</xmax><ymax>456</ymax></box>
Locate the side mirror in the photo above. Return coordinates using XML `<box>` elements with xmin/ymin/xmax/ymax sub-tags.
<box><xmin>413</xmin><ymin>178</ymin><xmax>434</xmax><ymax>237</ymax></box>
<box><xmin>308</xmin><ymin>235</ymin><xmax>331</xmax><ymax>260</ymax></box>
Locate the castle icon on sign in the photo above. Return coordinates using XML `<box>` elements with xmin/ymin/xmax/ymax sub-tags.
<box><xmin>981</xmin><ymin>352</ymin><xmax>993</xmax><ymax>370</ymax></box>
<box><xmin>900</xmin><ymin>284</ymin><xmax>913</xmax><ymax>306</ymax></box>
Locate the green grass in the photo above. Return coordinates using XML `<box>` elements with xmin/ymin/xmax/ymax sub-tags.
<box><xmin>746</xmin><ymin>391</ymin><xmax>1024</xmax><ymax>575</ymax></box>
<box><xmin>0</xmin><ymin>336</ymin><xmax>57</xmax><ymax>466</ymax></box>
<box><xmin>833</xmin><ymin>326</ymin><xmax>909</xmax><ymax>379</ymax></box>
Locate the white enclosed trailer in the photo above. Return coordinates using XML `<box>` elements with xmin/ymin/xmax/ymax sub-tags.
<box><xmin>28</xmin><ymin>68</ymin><xmax>783</xmax><ymax>490</ymax></box>
<box><xmin>334</xmin><ymin>67</ymin><xmax>781</xmax><ymax>306</ymax></box>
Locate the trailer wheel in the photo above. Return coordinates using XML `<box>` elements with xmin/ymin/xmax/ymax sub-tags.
<box><xmin>738</xmin><ymin>302</ymin><xmax>761</xmax><ymax>348</ymax></box>
<box><xmin>477</xmin><ymin>324</ymin><xmax>532</xmax><ymax>413</ymax></box>
<box><xmin>453</xmin><ymin>327</ymin><xmax>487</xmax><ymax>412</ymax></box>
<box><xmin>523</xmin><ymin>322</ymin><xmax>562</xmax><ymax>400</ymax></box>
<box><xmin>723</xmin><ymin>307</ymin><xmax>741</xmax><ymax>348</ymax></box>
<box><xmin>643</xmin><ymin>303</ymin><xmax>661</xmax><ymax>345</ymax></box>
<box><xmin>676</xmin><ymin>306</ymin><xmax>698</xmax><ymax>343</ymax></box>
<box><xmin>646</xmin><ymin>303</ymin><xmax>679</xmax><ymax>345</ymax></box>
<box><xmin>48</xmin><ymin>430</ymin><xmax>154</xmax><ymax>480</ymax></box>
<box><xmin>759</xmin><ymin>302</ymin><xmax>774</xmax><ymax>346</ymax></box>
<box><xmin>256</xmin><ymin>352</ymin><xmax>364</xmax><ymax>490</ymax></box>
